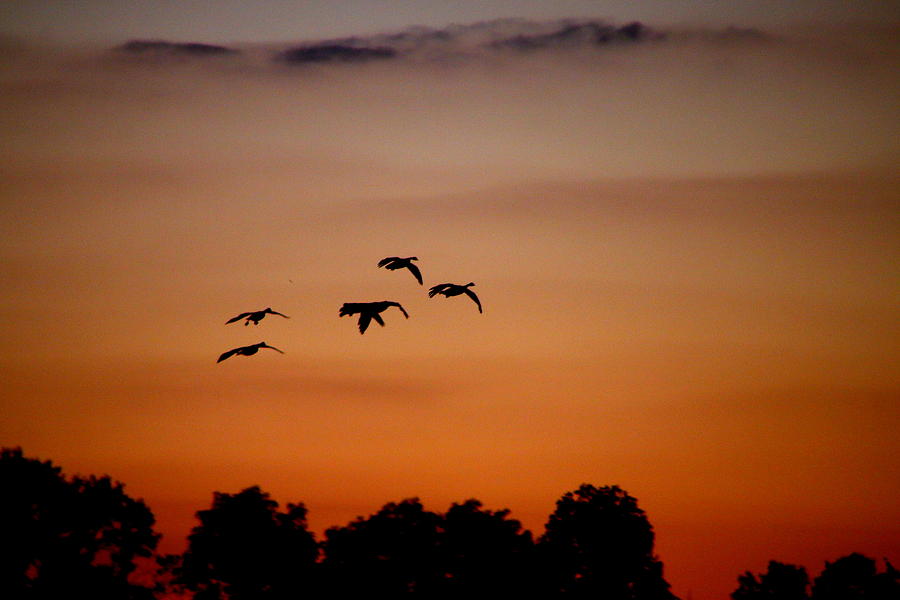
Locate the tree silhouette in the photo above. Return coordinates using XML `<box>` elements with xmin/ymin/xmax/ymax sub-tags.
<box><xmin>812</xmin><ymin>553</ymin><xmax>900</xmax><ymax>600</ymax></box>
<box><xmin>537</xmin><ymin>483</ymin><xmax>677</xmax><ymax>598</ymax></box>
<box><xmin>440</xmin><ymin>498</ymin><xmax>535</xmax><ymax>593</ymax></box>
<box><xmin>0</xmin><ymin>447</ymin><xmax>159</xmax><ymax>600</ymax></box>
<box><xmin>176</xmin><ymin>486</ymin><xmax>318</xmax><ymax>600</ymax></box>
<box><xmin>731</xmin><ymin>560</ymin><xmax>810</xmax><ymax>600</ymax></box>
<box><xmin>321</xmin><ymin>498</ymin><xmax>443</xmax><ymax>593</ymax></box>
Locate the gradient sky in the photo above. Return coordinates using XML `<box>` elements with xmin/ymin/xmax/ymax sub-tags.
<box><xmin>1</xmin><ymin>3</ymin><xmax>899</xmax><ymax>599</ymax></box>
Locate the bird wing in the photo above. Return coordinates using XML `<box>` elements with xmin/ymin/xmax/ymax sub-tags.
<box><xmin>262</xmin><ymin>344</ymin><xmax>285</xmax><ymax>354</ymax></box>
<box><xmin>269</xmin><ymin>310</ymin><xmax>290</xmax><ymax>319</ymax></box>
<box><xmin>217</xmin><ymin>347</ymin><xmax>240</xmax><ymax>363</ymax></box>
<box><xmin>377</xmin><ymin>257</ymin><xmax>399</xmax><ymax>268</ymax></box>
<box><xmin>464</xmin><ymin>288</ymin><xmax>483</xmax><ymax>313</ymax></box>
<box><xmin>407</xmin><ymin>263</ymin><xmax>423</xmax><ymax>285</ymax></box>
<box><xmin>225</xmin><ymin>312</ymin><xmax>252</xmax><ymax>324</ymax></box>
<box><xmin>340</xmin><ymin>303</ymin><xmax>361</xmax><ymax>317</ymax></box>
<box><xmin>358</xmin><ymin>313</ymin><xmax>372</xmax><ymax>334</ymax></box>
<box><xmin>428</xmin><ymin>283</ymin><xmax>449</xmax><ymax>297</ymax></box>
<box><xmin>372</xmin><ymin>313</ymin><xmax>385</xmax><ymax>327</ymax></box>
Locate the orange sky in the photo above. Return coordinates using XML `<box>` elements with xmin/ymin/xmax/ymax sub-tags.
<box><xmin>1</xmin><ymin>22</ymin><xmax>898</xmax><ymax>599</ymax></box>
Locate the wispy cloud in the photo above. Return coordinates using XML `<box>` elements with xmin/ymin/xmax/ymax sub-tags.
<box><xmin>106</xmin><ymin>18</ymin><xmax>763</xmax><ymax>68</ymax></box>
<box><xmin>116</xmin><ymin>40</ymin><xmax>239</xmax><ymax>56</ymax></box>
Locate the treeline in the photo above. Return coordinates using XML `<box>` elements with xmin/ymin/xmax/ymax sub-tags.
<box><xmin>732</xmin><ymin>556</ymin><xmax>899</xmax><ymax>600</ymax></box>
<box><xmin>2</xmin><ymin>448</ymin><xmax>896</xmax><ymax>599</ymax></box>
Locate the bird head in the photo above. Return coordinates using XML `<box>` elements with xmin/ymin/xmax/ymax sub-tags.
<box><xmin>466</xmin><ymin>282</ymin><xmax>476</xmax><ymax>287</ymax></box>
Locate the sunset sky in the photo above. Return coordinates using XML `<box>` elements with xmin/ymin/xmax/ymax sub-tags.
<box><xmin>1</xmin><ymin>2</ymin><xmax>898</xmax><ymax>599</ymax></box>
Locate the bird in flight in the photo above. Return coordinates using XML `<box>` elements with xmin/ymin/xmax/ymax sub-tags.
<box><xmin>428</xmin><ymin>282</ymin><xmax>482</xmax><ymax>313</ymax></box>
<box><xmin>377</xmin><ymin>256</ymin><xmax>423</xmax><ymax>285</ymax></box>
<box><xmin>225</xmin><ymin>307</ymin><xmax>290</xmax><ymax>326</ymax></box>
<box><xmin>217</xmin><ymin>342</ymin><xmax>284</xmax><ymax>363</ymax></box>
<box><xmin>339</xmin><ymin>301</ymin><xmax>409</xmax><ymax>334</ymax></box>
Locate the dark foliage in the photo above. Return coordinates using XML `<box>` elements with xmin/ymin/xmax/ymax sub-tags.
<box><xmin>175</xmin><ymin>486</ymin><xmax>319</xmax><ymax>599</ymax></box>
<box><xmin>812</xmin><ymin>553</ymin><xmax>899</xmax><ymax>600</ymax></box>
<box><xmin>440</xmin><ymin>499</ymin><xmax>535</xmax><ymax>592</ymax></box>
<box><xmin>732</xmin><ymin>554</ymin><xmax>899</xmax><ymax>600</ymax></box>
<box><xmin>320</xmin><ymin>497</ymin><xmax>536</xmax><ymax>593</ymax></box>
<box><xmin>9</xmin><ymin>446</ymin><xmax>895</xmax><ymax>600</ymax></box>
<box><xmin>0</xmin><ymin>447</ymin><xmax>159</xmax><ymax>600</ymax></box>
<box><xmin>537</xmin><ymin>483</ymin><xmax>677</xmax><ymax>598</ymax></box>
<box><xmin>732</xmin><ymin>561</ymin><xmax>810</xmax><ymax>600</ymax></box>
<box><xmin>321</xmin><ymin>498</ymin><xmax>443</xmax><ymax>593</ymax></box>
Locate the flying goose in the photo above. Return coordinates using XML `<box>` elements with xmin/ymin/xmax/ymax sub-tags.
<box><xmin>225</xmin><ymin>307</ymin><xmax>290</xmax><ymax>326</ymax></box>
<box><xmin>217</xmin><ymin>342</ymin><xmax>285</xmax><ymax>363</ymax></box>
<box><xmin>339</xmin><ymin>301</ymin><xmax>409</xmax><ymax>334</ymax></box>
<box><xmin>428</xmin><ymin>282</ymin><xmax>482</xmax><ymax>313</ymax></box>
<box><xmin>377</xmin><ymin>256</ymin><xmax>423</xmax><ymax>285</ymax></box>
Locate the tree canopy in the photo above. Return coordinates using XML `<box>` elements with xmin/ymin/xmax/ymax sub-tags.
<box><xmin>6</xmin><ymin>447</ymin><xmax>896</xmax><ymax>600</ymax></box>
<box><xmin>175</xmin><ymin>486</ymin><xmax>318</xmax><ymax>599</ymax></box>
<box><xmin>0</xmin><ymin>447</ymin><xmax>159</xmax><ymax>599</ymax></box>
<box><xmin>537</xmin><ymin>483</ymin><xmax>677</xmax><ymax>598</ymax></box>
<box><xmin>732</xmin><ymin>560</ymin><xmax>810</xmax><ymax>600</ymax></box>
<box><xmin>732</xmin><ymin>553</ymin><xmax>899</xmax><ymax>600</ymax></box>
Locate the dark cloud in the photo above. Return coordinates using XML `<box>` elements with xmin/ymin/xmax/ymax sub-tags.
<box><xmin>116</xmin><ymin>40</ymin><xmax>239</xmax><ymax>56</ymax></box>
<box><xmin>100</xmin><ymin>19</ymin><xmax>784</xmax><ymax>70</ymax></box>
<box><xmin>303</xmin><ymin>19</ymin><xmax>665</xmax><ymax>58</ymax></box>
<box><xmin>265</xmin><ymin>19</ymin><xmax>668</xmax><ymax>67</ymax></box>
<box><xmin>277</xmin><ymin>43</ymin><xmax>396</xmax><ymax>64</ymax></box>
<box><xmin>489</xmin><ymin>20</ymin><xmax>659</xmax><ymax>51</ymax></box>
<box><xmin>668</xmin><ymin>25</ymin><xmax>774</xmax><ymax>45</ymax></box>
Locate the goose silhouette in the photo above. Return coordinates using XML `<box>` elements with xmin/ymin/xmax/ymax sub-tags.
<box><xmin>339</xmin><ymin>301</ymin><xmax>409</xmax><ymax>334</ymax></box>
<box><xmin>217</xmin><ymin>342</ymin><xmax>284</xmax><ymax>363</ymax></box>
<box><xmin>226</xmin><ymin>307</ymin><xmax>290</xmax><ymax>326</ymax></box>
<box><xmin>377</xmin><ymin>256</ymin><xmax>423</xmax><ymax>285</ymax></box>
<box><xmin>428</xmin><ymin>282</ymin><xmax>482</xmax><ymax>313</ymax></box>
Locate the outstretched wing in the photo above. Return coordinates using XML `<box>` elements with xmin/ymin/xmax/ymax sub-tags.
<box><xmin>226</xmin><ymin>312</ymin><xmax>252</xmax><ymax>324</ymax></box>
<box><xmin>358</xmin><ymin>313</ymin><xmax>372</xmax><ymax>334</ymax></box>
<box><xmin>407</xmin><ymin>263</ymin><xmax>423</xmax><ymax>285</ymax></box>
<box><xmin>372</xmin><ymin>313</ymin><xmax>385</xmax><ymax>327</ymax></box>
<box><xmin>340</xmin><ymin>303</ymin><xmax>363</xmax><ymax>317</ymax></box>
<box><xmin>464</xmin><ymin>288</ymin><xmax>483</xmax><ymax>313</ymax></box>
<box><xmin>428</xmin><ymin>283</ymin><xmax>450</xmax><ymax>298</ymax></box>
<box><xmin>377</xmin><ymin>257</ymin><xmax>399</xmax><ymax>268</ymax></box>
<box><xmin>217</xmin><ymin>347</ymin><xmax>240</xmax><ymax>363</ymax></box>
<box><xmin>268</xmin><ymin>310</ymin><xmax>290</xmax><ymax>319</ymax></box>
<box><xmin>261</xmin><ymin>344</ymin><xmax>285</xmax><ymax>354</ymax></box>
